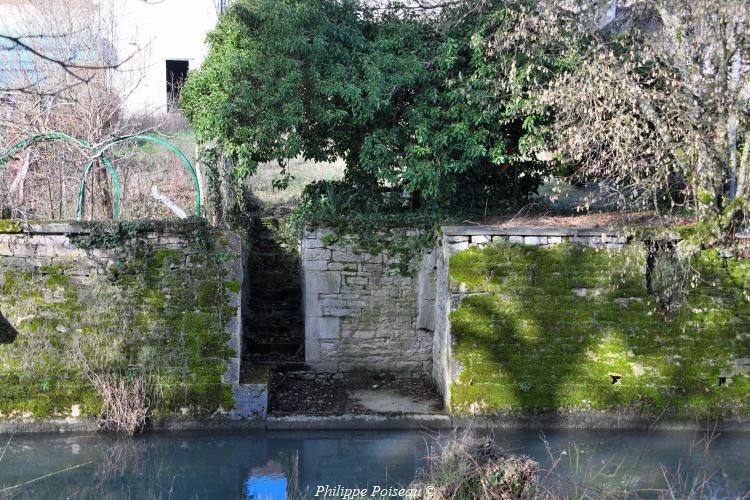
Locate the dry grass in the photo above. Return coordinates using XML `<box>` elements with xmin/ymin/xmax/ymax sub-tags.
<box><xmin>115</xmin><ymin>130</ymin><xmax>344</xmax><ymax>217</ymax></box>
<box><xmin>412</xmin><ymin>430</ymin><xmax>539</xmax><ymax>499</ymax></box>
<box><xmin>246</xmin><ymin>157</ymin><xmax>345</xmax><ymax>208</ymax></box>
<box><xmin>88</xmin><ymin>371</ymin><xmax>148</xmax><ymax>436</ymax></box>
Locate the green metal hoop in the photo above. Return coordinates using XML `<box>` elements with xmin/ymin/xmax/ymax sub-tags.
<box><xmin>0</xmin><ymin>133</ymin><xmax>121</xmax><ymax>219</ymax></box>
<box><xmin>77</xmin><ymin>135</ymin><xmax>201</xmax><ymax>220</ymax></box>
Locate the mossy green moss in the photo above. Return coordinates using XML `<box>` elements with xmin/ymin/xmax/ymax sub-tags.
<box><xmin>449</xmin><ymin>242</ymin><xmax>750</xmax><ymax>418</ymax></box>
<box><xmin>0</xmin><ymin>226</ymin><xmax>238</xmax><ymax>418</ymax></box>
<box><xmin>0</xmin><ymin>220</ymin><xmax>23</xmax><ymax>233</ymax></box>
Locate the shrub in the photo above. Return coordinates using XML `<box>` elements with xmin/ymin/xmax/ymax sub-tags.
<box><xmin>413</xmin><ymin>430</ymin><xmax>538</xmax><ymax>499</ymax></box>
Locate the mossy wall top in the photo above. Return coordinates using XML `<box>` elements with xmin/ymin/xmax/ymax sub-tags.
<box><xmin>449</xmin><ymin>241</ymin><xmax>750</xmax><ymax>418</ymax></box>
<box><xmin>0</xmin><ymin>222</ymin><xmax>243</xmax><ymax>419</ymax></box>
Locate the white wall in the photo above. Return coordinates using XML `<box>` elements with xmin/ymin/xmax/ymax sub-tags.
<box><xmin>109</xmin><ymin>0</ymin><xmax>219</xmax><ymax>115</ymax></box>
<box><xmin>0</xmin><ymin>0</ymin><xmax>220</xmax><ymax>114</ymax></box>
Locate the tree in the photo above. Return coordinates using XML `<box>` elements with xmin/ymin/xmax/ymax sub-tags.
<box><xmin>0</xmin><ymin>0</ymin><xmax>145</xmax><ymax>220</ymax></box>
<box><xmin>505</xmin><ymin>0</ymin><xmax>750</xmax><ymax>234</ymax></box>
<box><xmin>181</xmin><ymin>0</ymin><xmax>551</xmax><ymax>218</ymax></box>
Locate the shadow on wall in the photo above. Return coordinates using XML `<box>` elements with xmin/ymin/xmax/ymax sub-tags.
<box><xmin>449</xmin><ymin>242</ymin><xmax>750</xmax><ymax>417</ymax></box>
<box><xmin>0</xmin><ymin>310</ymin><xmax>18</xmax><ymax>344</ymax></box>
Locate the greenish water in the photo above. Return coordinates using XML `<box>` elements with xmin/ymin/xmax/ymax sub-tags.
<box><xmin>0</xmin><ymin>429</ymin><xmax>747</xmax><ymax>498</ymax></box>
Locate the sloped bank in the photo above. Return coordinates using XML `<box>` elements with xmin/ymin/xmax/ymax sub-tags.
<box><xmin>0</xmin><ymin>220</ymin><xmax>266</xmax><ymax>432</ymax></box>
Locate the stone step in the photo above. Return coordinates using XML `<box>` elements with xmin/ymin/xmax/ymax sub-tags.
<box><xmin>249</xmin><ymin>289</ymin><xmax>303</xmax><ymax>301</ymax></box>
<box><xmin>246</xmin><ymin>314</ymin><xmax>303</xmax><ymax>326</ymax></box>
<box><xmin>247</xmin><ymin>341</ymin><xmax>302</xmax><ymax>355</ymax></box>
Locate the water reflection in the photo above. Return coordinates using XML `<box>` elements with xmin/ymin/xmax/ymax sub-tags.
<box><xmin>0</xmin><ymin>429</ymin><xmax>747</xmax><ymax>498</ymax></box>
<box><xmin>245</xmin><ymin>461</ymin><xmax>288</xmax><ymax>500</ymax></box>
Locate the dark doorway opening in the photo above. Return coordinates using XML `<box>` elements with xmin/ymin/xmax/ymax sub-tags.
<box><xmin>166</xmin><ymin>60</ymin><xmax>189</xmax><ymax>111</ymax></box>
<box><xmin>0</xmin><ymin>311</ymin><xmax>18</xmax><ymax>344</ymax></box>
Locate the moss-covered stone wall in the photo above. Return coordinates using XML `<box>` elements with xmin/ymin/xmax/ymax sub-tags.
<box><xmin>449</xmin><ymin>241</ymin><xmax>750</xmax><ymax>419</ymax></box>
<box><xmin>0</xmin><ymin>221</ymin><xmax>243</xmax><ymax>419</ymax></box>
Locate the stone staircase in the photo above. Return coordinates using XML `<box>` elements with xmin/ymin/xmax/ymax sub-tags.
<box><xmin>241</xmin><ymin>217</ymin><xmax>305</xmax><ymax>382</ymax></box>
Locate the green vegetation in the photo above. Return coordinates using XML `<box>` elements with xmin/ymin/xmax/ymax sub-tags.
<box><xmin>181</xmin><ymin>0</ymin><xmax>553</xmax><ymax>226</ymax></box>
<box><xmin>0</xmin><ymin>220</ymin><xmax>23</xmax><ymax>233</ymax></box>
<box><xmin>449</xmin><ymin>241</ymin><xmax>750</xmax><ymax>417</ymax></box>
<box><xmin>0</xmin><ymin>224</ymin><xmax>237</xmax><ymax>418</ymax></box>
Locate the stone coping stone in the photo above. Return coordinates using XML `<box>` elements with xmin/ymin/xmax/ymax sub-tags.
<box><xmin>0</xmin><ymin>417</ymin><xmax>266</xmax><ymax>434</ymax></box>
<box><xmin>266</xmin><ymin>414</ymin><xmax>453</xmax><ymax>431</ymax></box>
<box><xmin>442</xmin><ymin>226</ymin><xmax>630</xmax><ymax>237</ymax></box>
<box><xmin>3</xmin><ymin>414</ymin><xmax>749</xmax><ymax>434</ymax></box>
<box><xmin>452</xmin><ymin>415</ymin><xmax>750</xmax><ymax>432</ymax></box>
<box><xmin>0</xmin><ymin>220</ymin><xmax>210</xmax><ymax>235</ymax></box>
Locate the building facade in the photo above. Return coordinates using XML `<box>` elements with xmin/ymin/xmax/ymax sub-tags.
<box><xmin>0</xmin><ymin>0</ymin><xmax>222</xmax><ymax>115</ymax></box>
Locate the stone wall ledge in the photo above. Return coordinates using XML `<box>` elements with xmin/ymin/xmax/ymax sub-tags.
<box><xmin>4</xmin><ymin>413</ymin><xmax>748</xmax><ymax>434</ymax></box>
<box><xmin>0</xmin><ymin>416</ymin><xmax>266</xmax><ymax>434</ymax></box>
<box><xmin>442</xmin><ymin>225</ymin><xmax>631</xmax><ymax>237</ymax></box>
<box><xmin>452</xmin><ymin>414</ymin><xmax>750</xmax><ymax>432</ymax></box>
<box><xmin>266</xmin><ymin>414</ymin><xmax>453</xmax><ymax>431</ymax></box>
<box><xmin>0</xmin><ymin>220</ymin><xmax>210</xmax><ymax>235</ymax></box>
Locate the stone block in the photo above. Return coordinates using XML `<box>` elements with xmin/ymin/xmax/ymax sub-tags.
<box><xmin>304</xmin><ymin>248</ymin><xmax>331</xmax><ymax>262</ymax></box>
<box><xmin>327</xmin><ymin>262</ymin><xmax>357</xmax><ymax>271</ymax></box>
<box><xmin>446</xmin><ymin>236</ymin><xmax>470</xmax><ymax>244</ymax></box>
<box><xmin>221</xmin><ymin>358</ymin><xmax>240</xmax><ymax>385</ymax></box>
<box><xmin>304</xmin><ymin>270</ymin><xmax>341</xmax><ymax>294</ymax></box>
<box><xmin>307</xmin><ymin>316</ymin><xmax>341</xmax><ymax>340</ymax></box>
<box><xmin>233</xmin><ymin>384</ymin><xmax>268</xmax><ymax>419</ymax></box>
<box><xmin>344</xmin><ymin>276</ymin><xmax>368</xmax><ymax>286</ymax></box>
<box><xmin>523</xmin><ymin>236</ymin><xmax>541</xmax><ymax>245</ymax></box>
<box><xmin>305</xmin><ymin>339</ymin><xmax>321</xmax><ymax>362</ymax></box>
<box><xmin>304</xmin><ymin>260</ymin><xmax>329</xmax><ymax>271</ymax></box>
<box><xmin>509</xmin><ymin>236</ymin><xmax>524</xmax><ymax>244</ymax></box>
<box><xmin>447</xmin><ymin>242</ymin><xmax>470</xmax><ymax>254</ymax></box>
<box><xmin>331</xmin><ymin>250</ymin><xmax>360</xmax><ymax>263</ymax></box>
<box><xmin>324</xmin><ymin>307</ymin><xmax>359</xmax><ymax>317</ymax></box>
<box><xmin>303</xmin><ymin>237</ymin><xmax>326</xmax><ymax>251</ymax></box>
<box><xmin>359</xmin><ymin>263</ymin><xmax>386</xmax><ymax>273</ymax></box>
<box><xmin>304</xmin><ymin>293</ymin><xmax>323</xmax><ymax>317</ymax></box>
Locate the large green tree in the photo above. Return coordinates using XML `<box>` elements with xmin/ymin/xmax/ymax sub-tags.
<box><xmin>181</xmin><ymin>0</ymin><xmax>552</xmax><ymax>215</ymax></box>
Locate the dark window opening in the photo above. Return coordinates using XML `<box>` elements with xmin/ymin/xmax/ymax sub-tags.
<box><xmin>610</xmin><ymin>374</ymin><xmax>622</xmax><ymax>385</ymax></box>
<box><xmin>718</xmin><ymin>376</ymin><xmax>727</xmax><ymax>387</ymax></box>
<box><xmin>0</xmin><ymin>311</ymin><xmax>18</xmax><ymax>344</ymax></box>
<box><xmin>166</xmin><ymin>60</ymin><xmax>189</xmax><ymax>111</ymax></box>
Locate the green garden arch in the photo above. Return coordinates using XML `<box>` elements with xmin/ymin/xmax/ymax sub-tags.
<box><xmin>0</xmin><ymin>133</ymin><xmax>121</xmax><ymax>219</ymax></box>
<box><xmin>76</xmin><ymin>135</ymin><xmax>200</xmax><ymax>220</ymax></box>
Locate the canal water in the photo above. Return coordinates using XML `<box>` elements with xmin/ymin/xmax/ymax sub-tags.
<box><xmin>0</xmin><ymin>428</ymin><xmax>748</xmax><ymax>498</ymax></box>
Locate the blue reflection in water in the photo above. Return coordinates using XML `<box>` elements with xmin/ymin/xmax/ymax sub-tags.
<box><xmin>0</xmin><ymin>429</ymin><xmax>748</xmax><ymax>498</ymax></box>
<box><xmin>245</xmin><ymin>460</ymin><xmax>288</xmax><ymax>500</ymax></box>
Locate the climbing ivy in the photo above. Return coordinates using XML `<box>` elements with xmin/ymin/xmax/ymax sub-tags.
<box><xmin>69</xmin><ymin>221</ymin><xmax>157</xmax><ymax>249</ymax></box>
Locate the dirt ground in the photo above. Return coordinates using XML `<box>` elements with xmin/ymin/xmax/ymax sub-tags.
<box><xmin>268</xmin><ymin>373</ymin><xmax>444</xmax><ymax>415</ymax></box>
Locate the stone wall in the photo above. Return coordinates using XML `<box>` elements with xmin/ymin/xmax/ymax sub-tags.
<box><xmin>0</xmin><ymin>221</ymin><xmax>259</xmax><ymax>420</ymax></box>
<box><xmin>445</xmin><ymin>229</ymin><xmax>750</xmax><ymax>419</ymax></box>
<box><xmin>301</xmin><ymin>225</ymin><xmax>629</xmax><ymax>381</ymax></box>
<box><xmin>302</xmin><ymin>227</ymin><xmax>433</xmax><ymax>377</ymax></box>
<box><xmin>432</xmin><ymin>226</ymin><xmax>631</xmax><ymax>401</ymax></box>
